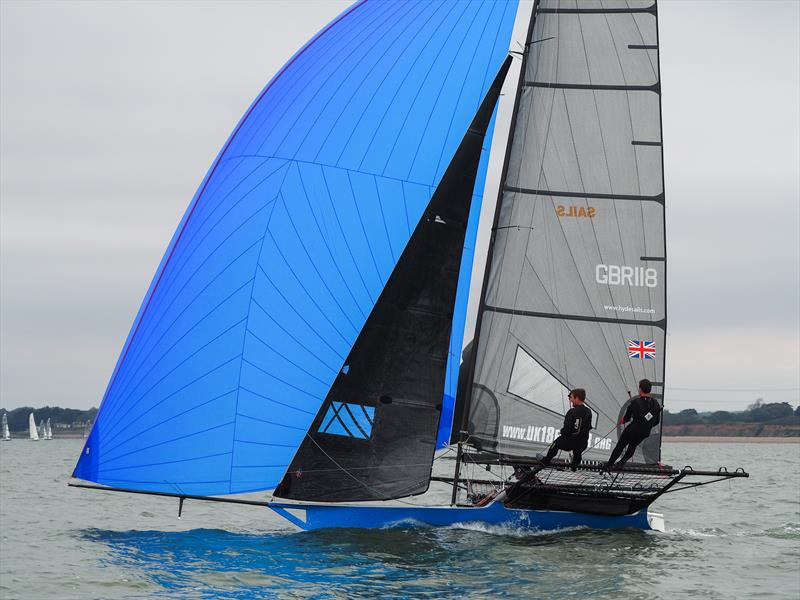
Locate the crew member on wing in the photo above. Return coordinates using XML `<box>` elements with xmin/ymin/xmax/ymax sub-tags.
<box><xmin>539</xmin><ymin>389</ymin><xmax>593</xmax><ymax>472</ymax></box>
<box><xmin>604</xmin><ymin>379</ymin><xmax>662</xmax><ymax>470</ymax></box>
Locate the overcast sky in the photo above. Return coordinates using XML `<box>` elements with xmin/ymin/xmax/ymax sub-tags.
<box><xmin>1</xmin><ymin>0</ymin><xmax>798</xmax><ymax>412</ymax></box>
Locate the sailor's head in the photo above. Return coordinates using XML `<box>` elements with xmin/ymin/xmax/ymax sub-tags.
<box><xmin>639</xmin><ymin>379</ymin><xmax>652</xmax><ymax>395</ymax></box>
<box><xmin>568</xmin><ymin>388</ymin><xmax>586</xmax><ymax>406</ymax></box>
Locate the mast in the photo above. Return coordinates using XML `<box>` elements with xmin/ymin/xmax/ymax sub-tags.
<box><xmin>654</xmin><ymin>1</ymin><xmax>667</xmax><ymax>463</ymax></box>
<box><xmin>451</xmin><ymin>0</ymin><xmax>539</xmax><ymax>504</ymax></box>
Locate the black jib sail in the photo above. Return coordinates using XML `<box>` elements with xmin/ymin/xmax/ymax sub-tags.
<box><xmin>464</xmin><ymin>0</ymin><xmax>667</xmax><ymax>465</ymax></box>
<box><xmin>274</xmin><ymin>57</ymin><xmax>513</xmax><ymax>503</ymax></box>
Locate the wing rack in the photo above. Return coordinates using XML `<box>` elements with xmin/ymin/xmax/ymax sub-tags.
<box><xmin>442</xmin><ymin>452</ymin><xmax>749</xmax><ymax>516</ymax></box>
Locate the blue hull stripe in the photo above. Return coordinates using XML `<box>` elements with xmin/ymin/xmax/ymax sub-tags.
<box><xmin>269</xmin><ymin>502</ymin><xmax>651</xmax><ymax>531</ymax></box>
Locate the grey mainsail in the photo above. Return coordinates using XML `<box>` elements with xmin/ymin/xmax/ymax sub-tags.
<box><xmin>465</xmin><ymin>0</ymin><xmax>666</xmax><ymax>464</ymax></box>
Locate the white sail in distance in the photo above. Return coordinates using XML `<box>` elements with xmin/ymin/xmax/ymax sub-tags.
<box><xmin>29</xmin><ymin>413</ymin><xmax>39</xmax><ymax>441</ymax></box>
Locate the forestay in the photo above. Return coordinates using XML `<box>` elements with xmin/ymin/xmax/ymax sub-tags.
<box><xmin>466</xmin><ymin>0</ymin><xmax>666</xmax><ymax>464</ymax></box>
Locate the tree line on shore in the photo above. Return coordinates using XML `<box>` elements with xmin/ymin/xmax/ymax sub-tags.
<box><xmin>663</xmin><ymin>400</ymin><xmax>799</xmax><ymax>426</ymax></box>
<box><xmin>0</xmin><ymin>406</ymin><xmax>97</xmax><ymax>432</ymax></box>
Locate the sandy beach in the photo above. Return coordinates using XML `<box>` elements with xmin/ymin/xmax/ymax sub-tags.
<box><xmin>663</xmin><ymin>436</ymin><xmax>799</xmax><ymax>443</ymax></box>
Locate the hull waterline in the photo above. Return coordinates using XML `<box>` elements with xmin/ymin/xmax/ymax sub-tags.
<box><xmin>269</xmin><ymin>501</ymin><xmax>663</xmax><ymax>532</ymax></box>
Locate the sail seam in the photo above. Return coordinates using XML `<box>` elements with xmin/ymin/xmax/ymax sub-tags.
<box><xmin>99</xmin><ymin>326</ymin><xmax>250</xmax><ymax>449</ymax></box>
<box><xmin>100</xmin><ymin>390</ymin><xmax>239</xmax><ymax>460</ymax></box>
<box><xmin>236</xmin><ymin>412</ymin><xmax>307</xmax><ymax>431</ymax></box>
<box><xmin>258</xmin><ymin>1</ymin><xmax>402</xmax><ymax>158</ymax></box>
<box><xmin>279</xmin><ymin>0</ymin><xmax>410</xmax><ymax>158</ymax></box>
<box><xmin>106</xmin><ymin>199</ymin><xmax>281</xmax><ymax>408</ymax></box>
<box><xmin>238</xmin><ymin>386</ymin><xmax>317</xmax><ymax>416</ymax></box>
<box><xmin>101</xmin><ymin>422</ymin><xmax>236</xmax><ymax>466</ymax></box>
<box><xmin>332</xmin><ymin>1</ymin><xmax>452</xmax><ymax>167</ymax></box>
<box><xmin>248</xmin><ymin>296</ymin><xmax>340</xmax><ymax>374</ymax></box>
<box><xmin>318</xmin><ymin>166</ymin><xmax>377</xmax><ymax>305</ymax></box>
<box><xmin>229</xmin><ymin>165</ymin><xmax>291</xmax><ymax>493</ymax></box>
<box><xmin>294</xmin><ymin>164</ymin><xmax>369</xmax><ymax>318</ymax></box>
<box><xmin>162</xmin><ymin>158</ymin><xmax>289</xmax><ymax>277</ymax></box>
<box><xmin>407</xmin><ymin>0</ymin><xmax>489</xmax><ymax>184</ymax></box>
<box><xmin>255</xmin><ymin>262</ymin><xmax>346</xmax><ymax>360</ymax></box>
<box><xmin>357</xmin><ymin>2</ymin><xmax>461</xmax><ymax>172</ymax></box>
<box><xmin>240</xmin><ymin>359</ymin><xmax>324</xmax><ymax>402</ymax></box>
<box><xmin>96</xmin><ymin>451</ymin><xmax>233</xmax><ymax>474</ymax></box>
<box><xmin>245</xmin><ymin>326</ymin><xmax>334</xmax><ymax>385</ymax></box>
<box><xmin>430</xmin><ymin>0</ymin><xmax>502</xmax><ymax>182</ymax></box>
<box><xmin>378</xmin><ymin>1</ymin><xmax>478</xmax><ymax>178</ymax></box>
<box><xmin>309</xmin><ymin>1</ymin><xmax>441</xmax><ymax>165</ymax></box>
<box><xmin>236</xmin><ymin>1</ymin><xmax>377</xmax><ymax>153</ymax></box>
<box><xmin>278</xmin><ymin>189</ymin><xmax>362</xmax><ymax>333</ymax></box>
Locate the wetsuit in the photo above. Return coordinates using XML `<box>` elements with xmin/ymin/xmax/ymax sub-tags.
<box><xmin>542</xmin><ymin>404</ymin><xmax>593</xmax><ymax>471</ymax></box>
<box><xmin>606</xmin><ymin>395</ymin><xmax>661</xmax><ymax>468</ymax></box>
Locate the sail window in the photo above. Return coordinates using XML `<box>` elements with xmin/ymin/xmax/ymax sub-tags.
<box><xmin>319</xmin><ymin>402</ymin><xmax>375</xmax><ymax>440</ymax></box>
<box><xmin>507</xmin><ymin>345</ymin><xmax>569</xmax><ymax>416</ymax></box>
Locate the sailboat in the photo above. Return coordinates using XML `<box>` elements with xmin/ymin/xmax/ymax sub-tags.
<box><xmin>29</xmin><ymin>413</ymin><xmax>39</xmax><ymax>442</ymax></box>
<box><xmin>71</xmin><ymin>0</ymin><xmax>747</xmax><ymax>531</ymax></box>
<box><xmin>44</xmin><ymin>419</ymin><xmax>53</xmax><ymax>440</ymax></box>
<box><xmin>2</xmin><ymin>414</ymin><xmax>10</xmax><ymax>441</ymax></box>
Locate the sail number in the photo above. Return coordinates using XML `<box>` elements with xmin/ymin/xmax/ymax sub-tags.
<box><xmin>596</xmin><ymin>264</ymin><xmax>658</xmax><ymax>288</ymax></box>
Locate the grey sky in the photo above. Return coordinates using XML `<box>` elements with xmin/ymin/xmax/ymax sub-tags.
<box><xmin>1</xmin><ymin>0</ymin><xmax>798</xmax><ymax>412</ymax></box>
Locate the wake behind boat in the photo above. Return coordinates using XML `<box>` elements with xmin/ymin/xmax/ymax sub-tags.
<box><xmin>70</xmin><ymin>0</ymin><xmax>747</xmax><ymax>531</ymax></box>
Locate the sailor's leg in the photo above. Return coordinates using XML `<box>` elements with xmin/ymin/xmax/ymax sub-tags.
<box><xmin>570</xmin><ymin>445</ymin><xmax>585</xmax><ymax>471</ymax></box>
<box><xmin>542</xmin><ymin>436</ymin><xmax>566</xmax><ymax>464</ymax></box>
<box><xmin>617</xmin><ymin>434</ymin><xmax>645</xmax><ymax>466</ymax></box>
<box><xmin>605</xmin><ymin>436</ymin><xmax>628</xmax><ymax>468</ymax></box>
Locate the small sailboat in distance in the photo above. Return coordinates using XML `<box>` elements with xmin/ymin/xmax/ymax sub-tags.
<box><xmin>44</xmin><ymin>419</ymin><xmax>53</xmax><ymax>440</ymax></box>
<box><xmin>71</xmin><ymin>0</ymin><xmax>747</xmax><ymax>531</ymax></box>
<box><xmin>2</xmin><ymin>414</ymin><xmax>10</xmax><ymax>441</ymax></box>
<box><xmin>29</xmin><ymin>413</ymin><xmax>39</xmax><ymax>442</ymax></box>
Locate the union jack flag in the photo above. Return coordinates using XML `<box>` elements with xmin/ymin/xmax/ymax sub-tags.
<box><xmin>628</xmin><ymin>340</ymin><xmax>656</xmax><ymax>360</ymax></box>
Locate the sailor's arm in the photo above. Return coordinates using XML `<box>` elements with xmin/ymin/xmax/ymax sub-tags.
<box><xmin>622</xmin><ymin>402</ymin><xmax>634</xmax><ymax>424</ymax></box>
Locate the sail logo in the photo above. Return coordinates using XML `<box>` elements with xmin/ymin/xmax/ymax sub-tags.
<box><xmin>556</xmin><ymin>204</ymin><xmax>595</xmax><ymax>218</ymax></box>
<box><xmin>596</xmin><ymin>264</ymin><xmax>658</xmax><ymax>288</ymax></box>
<box><xmin>501</xmin><ymin>425</ymin><xmax>613</xmax><ymax>450</ymax></box>
<box><xmin>588</xmin><ymin>433</ymin><xmax>612</xmax><ymax>450</ymax></box>
<box><xmin>501</xmin><ymin>424</ymin><xmax>557</xmax><ymax>443</ymax></box>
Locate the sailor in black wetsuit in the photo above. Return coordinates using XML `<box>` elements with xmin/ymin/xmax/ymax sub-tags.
<box><xmin>539</xmin><ymin>388</ymin><xmax>593</xmax><ymax>472</ymax></box>
<box><xmin>605</xmin><ymin>379</ymin><xmax>662</xmax><ymax>470</ymax></box>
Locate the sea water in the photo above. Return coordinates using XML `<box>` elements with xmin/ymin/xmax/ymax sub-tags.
<box><xmin>0</xmin><ymin>439</ymin><xmax>797</xmax><ymax>599</ymax></box>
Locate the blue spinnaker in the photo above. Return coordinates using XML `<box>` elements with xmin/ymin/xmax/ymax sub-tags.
<box><xmin>74</xmin><ymin>0</ymin><xmax>518</xmax><ymax>495</ymax></box>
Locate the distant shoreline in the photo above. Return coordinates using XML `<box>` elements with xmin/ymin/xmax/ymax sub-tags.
<box><xmin>663</xmin><ymin>436</ymin><xmax>799</xmax><ymax>443</ymax></box>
